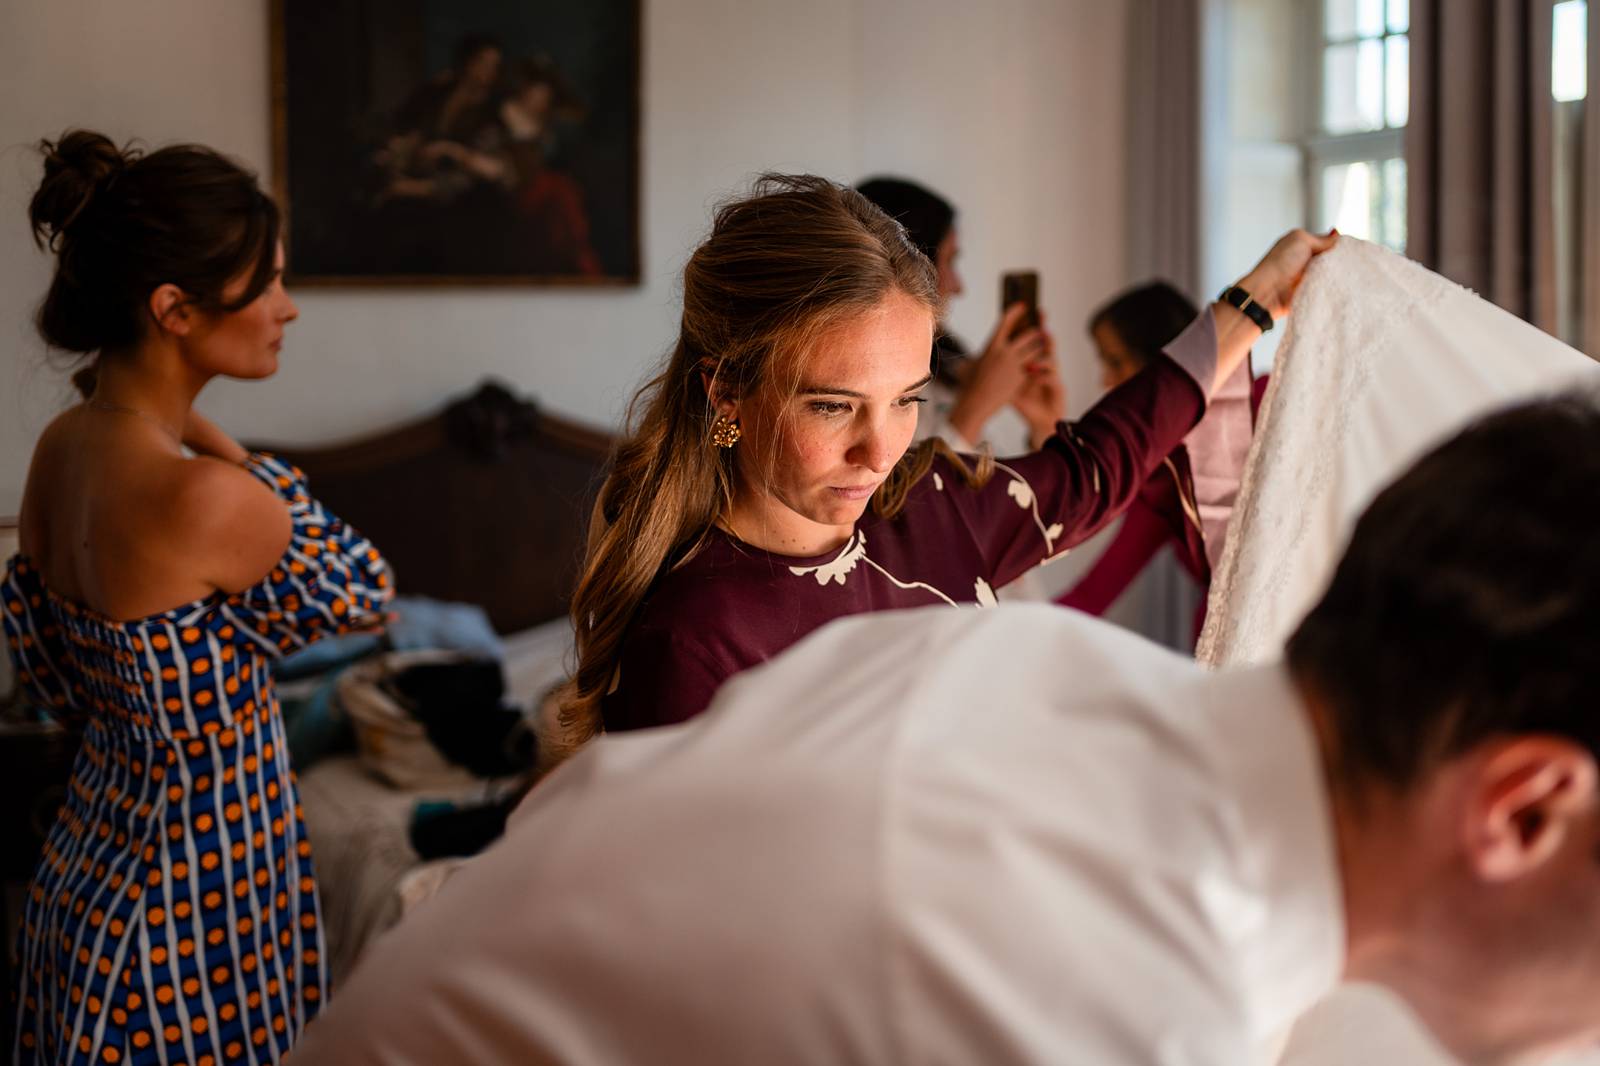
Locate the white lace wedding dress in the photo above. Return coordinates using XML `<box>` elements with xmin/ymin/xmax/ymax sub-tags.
<box><xmin>1208</xmin><ymin>241</ymin><xmax>1600</xmax><ymax>1065</ymax></box>
<box><xmin>1200</xmin><ymin>237</ymin><xmax>1600</xmax><ymax>669</ymax></box>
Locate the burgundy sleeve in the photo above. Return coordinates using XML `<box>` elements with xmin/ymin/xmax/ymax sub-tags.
<box><xmin>949</xmin><ymin>352</ymin><xmax>1205</xmax><ymax>591</ymax></box>
<box><xmin>603</xmin><ymin>624</ymin><xmax>729</xmax><ymax>732</ymax></box>
<box><xmin>1056</xmin><ymin>497</ymin><xmax>1176</xmax><ymax>616</ymax></box>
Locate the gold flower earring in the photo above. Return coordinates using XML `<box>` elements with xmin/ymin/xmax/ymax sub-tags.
<box><xmin>710</xmin><ymin>415</ymin><xmax>742</xmax><ymax>448</ymax></box>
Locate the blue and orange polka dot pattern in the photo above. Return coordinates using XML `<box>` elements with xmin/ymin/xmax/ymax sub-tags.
<box><xmin>5</xmin><ymin>453</ymin><xmax>393</xmax><ymax>1065</ymax></box>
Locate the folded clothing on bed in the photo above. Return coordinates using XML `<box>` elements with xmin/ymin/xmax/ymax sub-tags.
<box><xmin>278</xmin><ymin>597</ymin><xmax>509</xmax><ymax>769</ymax></box>
<box><xmin>387</xmin><ymin>657</ymin><xmax>536</xmax><ymax>778</ymax></box>
<box><xmin>338</xmin><ymin>651</ymin><xmax>537</xmax><ymax>788</ymax></box>
<box><xmin>277</xmin><ymin>596</ymin><xmax>504</xmax><ymax>681</ymax></box>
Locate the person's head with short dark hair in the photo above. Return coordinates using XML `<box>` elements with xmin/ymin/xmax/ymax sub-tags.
<box><xmin>855</xmin><ymin>177</ymin><xmax>961</xmax><ymax>303</ymax></box>
<box><xmin>1287</xmin><ymin>391</ymin><xmax>1600</xmax><ymax>1062</ymax></box>
<box><xmin>29</xmin><ymin>129</ymin><xmax>286</xmax><ymax>396</ymax></box>
<box><xmin>1290</xmin><ymin>393</ymin><xmax>1600</xmax><ymax>788</ymax></box>
<box><xmin>1087</xmin><ymin>281</ymin><xmax>1198</xmax><ymax>391</ymax></box>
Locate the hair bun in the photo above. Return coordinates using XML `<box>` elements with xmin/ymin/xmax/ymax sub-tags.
<box><xmin>30</xmin><ymin>130</ymin><xmax>137</xmax><ymax>250</ymax></box>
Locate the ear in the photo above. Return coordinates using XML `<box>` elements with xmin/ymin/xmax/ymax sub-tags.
<box><xmin>147</xmin><ymin>284</ymin><xmax>193</xmax><ymax>337</ymax></box>
<box><xmin>699</xmin><ymin>368</ymin><xmax>739</xmax><ymax>421</ymax></box>
<box><xmin>1465</xmin><ymin>737</ymin><xmax>1598</xmax><ymax>883</ymax></box>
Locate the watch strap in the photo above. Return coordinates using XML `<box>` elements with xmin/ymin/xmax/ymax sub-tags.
<box><xmin>1218</xmin><ymin>285</ymin><xmax>1275</xmax><ymax>334</ymax></box>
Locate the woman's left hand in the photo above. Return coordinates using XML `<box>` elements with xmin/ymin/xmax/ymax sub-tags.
<box><xmin>1237</xmin><ymin>228</ymin><xmax>1340</xmax><ymax>321</ymax></box>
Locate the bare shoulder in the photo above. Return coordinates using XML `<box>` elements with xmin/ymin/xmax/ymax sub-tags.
<box><xmin>163</xmin><ymin>456</ymin><xmax>293</xmax><ymax>593</ymax></box>
<box><xmin>19</xmin><ymin>413</ymin><xmax>292</xmax><ymax>608</ymax></box>
<box><xmin>17</xmin><ymin>407</ymin><xmax>105</xmax><ymax>555</ymax></box>
<box><xmin>23</xmin><ymin>407</ymin><xmax>88</xmax><ymax>482</ymax></box>
<box><xmin>17</xmin><ymin>416</ymin><xmax>67</xmax><ymax>554</ymax></box>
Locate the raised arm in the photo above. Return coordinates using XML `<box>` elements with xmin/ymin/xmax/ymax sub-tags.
<box><xmin>948</xmin><ymin>230</ymin><xmax>1336</xmax><ymax>588</ymax></box>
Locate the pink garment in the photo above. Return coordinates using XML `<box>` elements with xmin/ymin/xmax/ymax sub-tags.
<box><xmin>1058</xmin><ymin>371</ymin><xmax>1267</xmax><ymax>644</ymax></box>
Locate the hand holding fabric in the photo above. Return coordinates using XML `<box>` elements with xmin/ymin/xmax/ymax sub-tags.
<box><xmin>1239</xmin><ymin>228</ymin><xmax>1341</xmax><ymax>320</ymax></box>
<box><xmin>1206</xmin><ymin>228</ymin><xmax>1340</xmax><ymax>396</ymax></box>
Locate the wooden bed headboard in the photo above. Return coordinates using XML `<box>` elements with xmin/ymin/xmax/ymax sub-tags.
<box><xmin>251</xmin><ymin>380</ymin><xmax>613</xmax><ymax>634</ymax></box>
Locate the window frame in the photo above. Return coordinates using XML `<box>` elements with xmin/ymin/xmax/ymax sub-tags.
<box><xmin>1304</xmin><ymin>0</ymin><xmax>1409</xmax><ymax>249</ymax></box>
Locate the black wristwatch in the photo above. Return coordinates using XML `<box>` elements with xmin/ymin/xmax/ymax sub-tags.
<box><xmin>1218</xmin><ymin>284</ymin><xmax>1275</xmax><ymax>334</ymax></box>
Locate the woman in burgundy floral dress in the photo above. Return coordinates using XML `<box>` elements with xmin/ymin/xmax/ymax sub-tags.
<box><xmin>542</xmin><ymin>174</ymin><xmax>1332</xmax><ymax>765</ymax></box>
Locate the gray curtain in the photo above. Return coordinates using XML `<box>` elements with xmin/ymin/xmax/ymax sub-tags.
<box><xmin>1407</xmin><ymin>0</ymin><xmax>1558</xmax><ymax>332</ymax></box>
<box><xmin>1126</xmin><ymin>0</ymin><xmax>1204</xmax><ymax>299</ymax></box>
<box><xmin>1122</xmin><ymin>0</ymin><xmax>1205</xmax><ymax>650</ymax></box>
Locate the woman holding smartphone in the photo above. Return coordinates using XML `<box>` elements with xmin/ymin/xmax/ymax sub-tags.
<box><xmin>857</xmin><ymin>176</ymin><xmax>1066</xmax><ymax>455</ymax></box>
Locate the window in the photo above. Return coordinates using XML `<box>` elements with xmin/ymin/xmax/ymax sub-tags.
<box><xmin>1554</xmin><ymin>0</ymin><xmax>1587</xmax><ymax>103</ymax></box>
<box><xmin>1552</xmin><ymin>0</ymin><xmax>1587</xmax><ymax>346</ymax></box>
<box><xmin>1310</xmin><ymin>0</ymin><xmax>1409</xmax><ymax>250</ymax></box>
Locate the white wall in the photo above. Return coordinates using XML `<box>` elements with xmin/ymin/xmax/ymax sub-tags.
<box><xmin>853</xmin><ymin>0</ymin><xmax>1130</xmax><ymax>405</ymax></box>
<box><xmin>0</xmin><ymin>0</ymin><xmax>1129</xmax><ymax>514</ymax></box>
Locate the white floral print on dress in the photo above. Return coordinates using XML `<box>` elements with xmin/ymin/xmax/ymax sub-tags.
<box><xmin>789</xmin><ymin>531</ymin><xmax>868</xmax><ymax>587</ymax></box>
<box><xmin>997</xmin><ymin>462</ymin><xmax>1065</xmax><ymax>555</ymax></box>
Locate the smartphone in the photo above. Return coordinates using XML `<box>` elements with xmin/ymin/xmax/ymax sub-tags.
<box><xmin>1001</xmin><ymin>270</ymin><xmax>1040</xmax><ymax>333</ymax></box>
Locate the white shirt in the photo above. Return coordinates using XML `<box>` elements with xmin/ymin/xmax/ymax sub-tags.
<box><xmin>294</xmin><ymin>605</ymin><xmax>1343</xmax><ymax>1065</ymax></box>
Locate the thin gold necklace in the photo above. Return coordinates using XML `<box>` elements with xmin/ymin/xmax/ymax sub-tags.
<box><xmin>85</xmin><ymin>398</ymin><xmax>183</xmax><ymax>443</ymax></box>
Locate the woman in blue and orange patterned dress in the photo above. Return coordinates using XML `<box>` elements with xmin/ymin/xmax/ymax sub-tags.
<box><xmin>4</xmin><ymin>130</ymin><xmax>393</xmax><ymax>1064</ymax></box>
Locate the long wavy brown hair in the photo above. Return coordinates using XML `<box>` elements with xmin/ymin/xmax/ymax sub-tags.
<box><xmin>543</xmin><ymin>174</ymin><xmax>992</xmax><ymax>767</ymax></box>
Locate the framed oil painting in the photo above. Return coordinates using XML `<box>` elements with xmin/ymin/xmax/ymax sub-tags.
<box><xmin>271</xmin><ymin>0</ymin><xmax>640</xmax><ymax>285</ymax></box>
